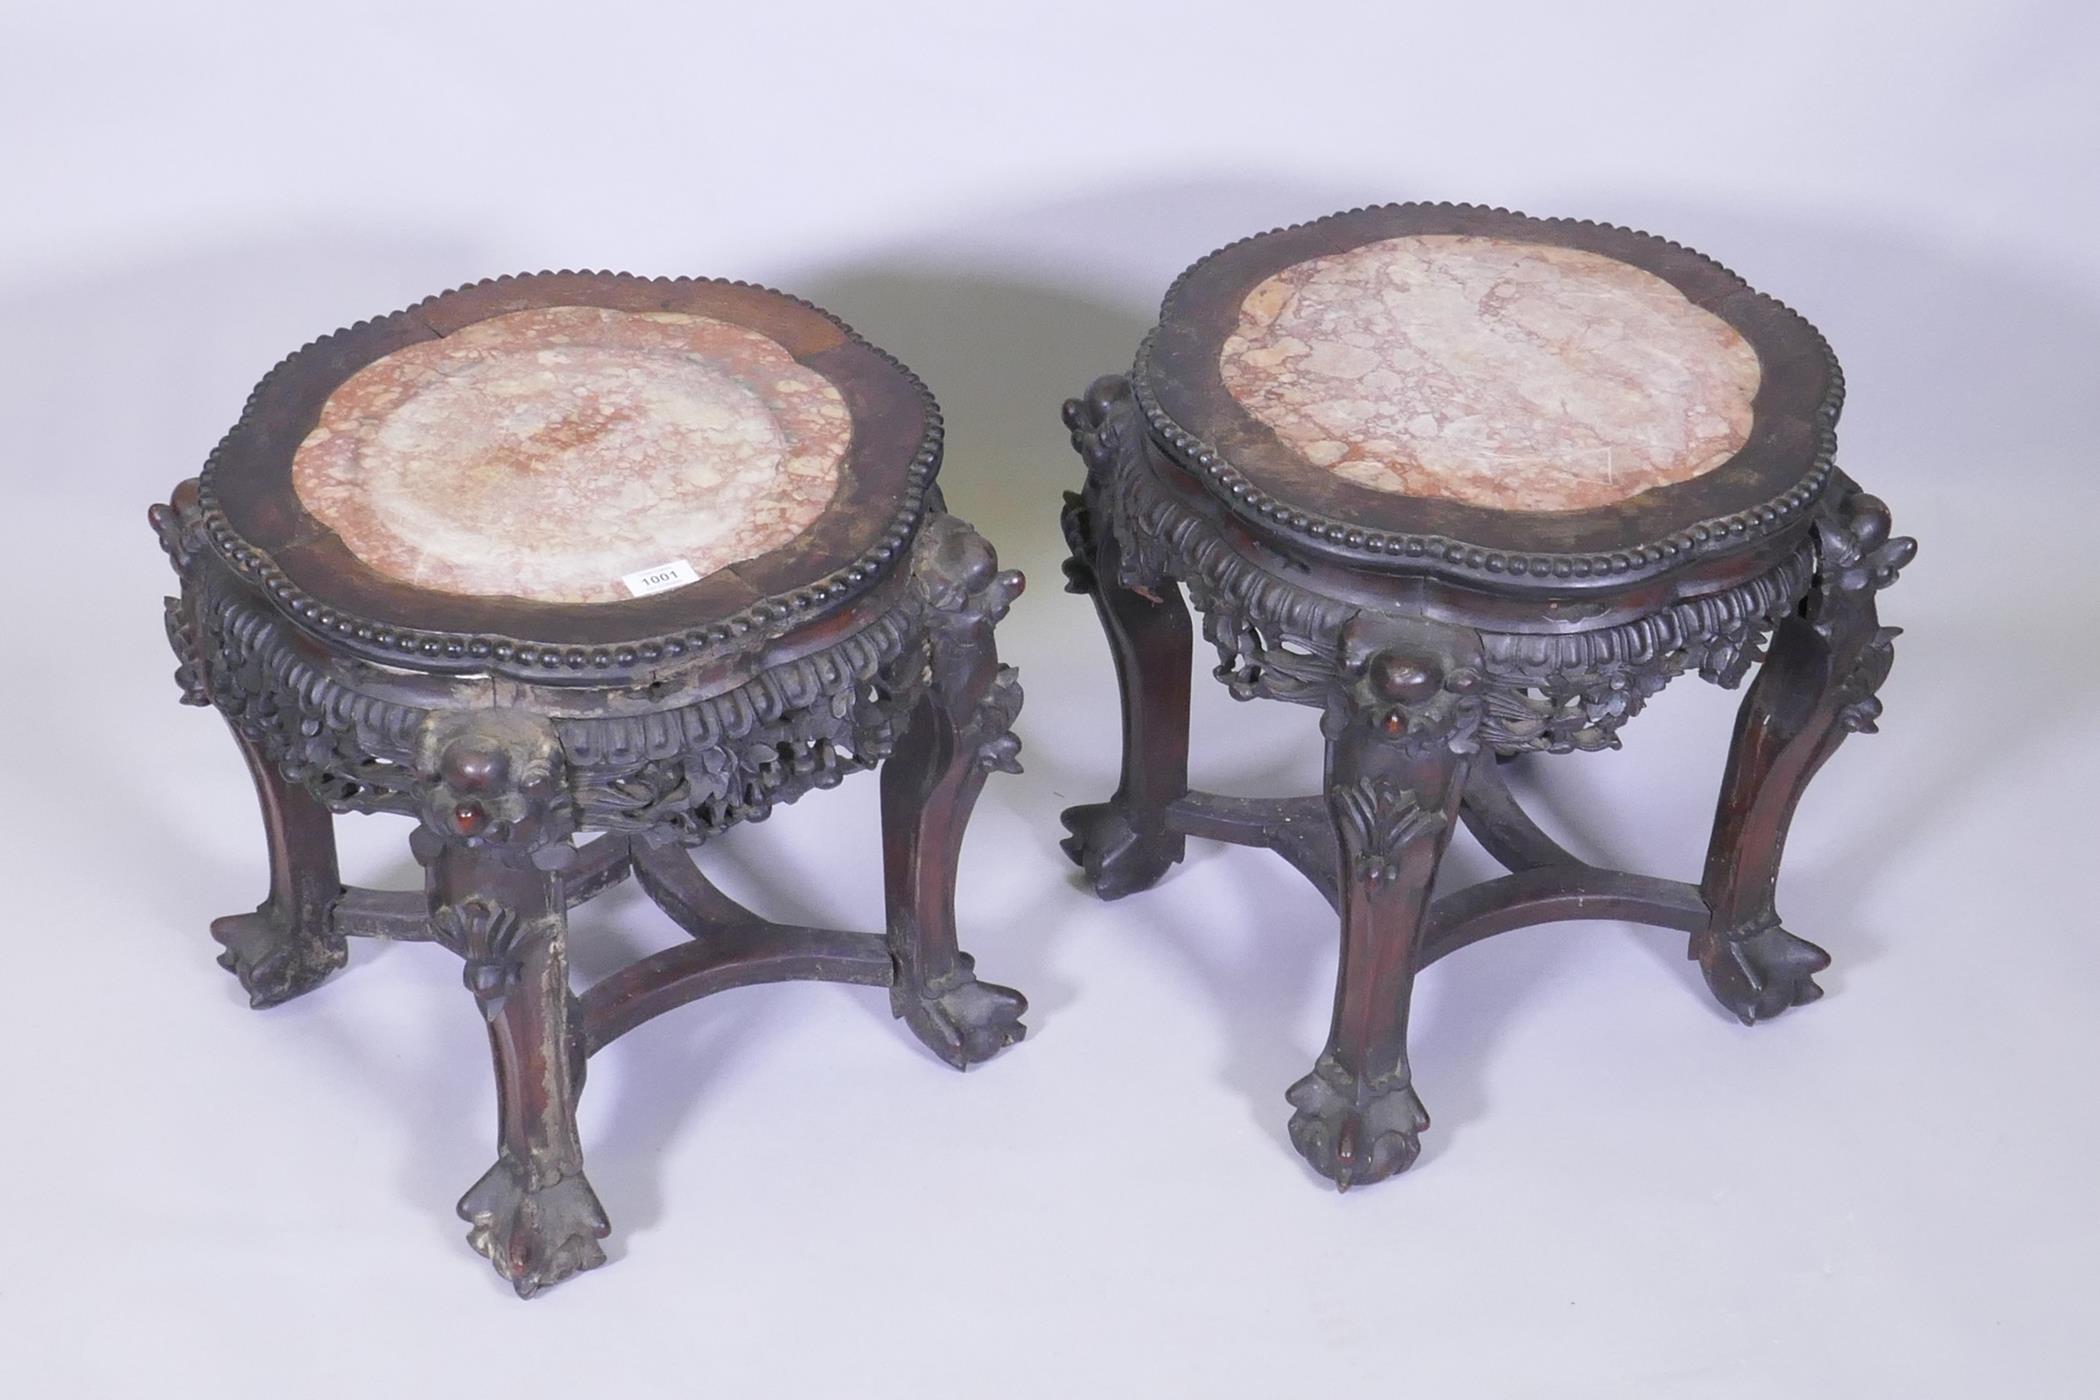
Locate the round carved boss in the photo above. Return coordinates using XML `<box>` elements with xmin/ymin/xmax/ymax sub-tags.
<box><xmin>193</xmin><ymin>272</ymin><xmax>944</xmax><ymax>684</ymax></box>
<box><xmin>1137</xmin><ymin>203</ymin><xmax>1842</xmax><ymax>592</ymax></box>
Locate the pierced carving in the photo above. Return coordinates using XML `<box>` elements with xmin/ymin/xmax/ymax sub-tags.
<box><xmin>1062</xmin><ymin>377</ymin><xmax>1181</xmax><ymax>596</ymax></box>
<box><xmin>1212</xmin><ymin>616</ymin><xmax>1336</xmax><ymax>707</ymax></box>
<box><xmin>194</xmin><ymin>574</ymin><xmax>423</xmax><ymax>814</ymax></box>
<box><xmin>151</xmin><ymin>487</ymin><xmax>212</xmax><ymax>706</ymax></box>
<box><xmin>1474</xmin><ymin>547</ymin><xmax>1814</xmax><ymax>751</ymax></box>
<box><xmin>1478</xmin><ymin>667</ymin><xmax>1680</xmax><ymax>753</ymax></box>
<box><xmin>1698</xmin><ymin>609</ymin><xmax>1776</xmax><ymax>689</ymax></box>
<box><xmin>152</xmin><ymin>501</ymin><xmax>1019</xmax><ymax>849</ymax></box>
<box><xmin>568</xmin><ymin>604</ymin><xmax>926</xmax><ymax>842</ymax></box>
<box><xmin>1077</xmin><ymin>395</ymin><xmax>1821</xmax><ymax>757</ymax></box>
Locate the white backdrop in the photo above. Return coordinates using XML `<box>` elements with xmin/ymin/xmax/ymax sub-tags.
<box><xmin>3</xmin><ymin>2</ymin><xmax>2096</xmax><ymax>1395</ymax></box>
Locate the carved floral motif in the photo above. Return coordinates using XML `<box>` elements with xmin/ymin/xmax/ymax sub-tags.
<box><xmin>975</xmin><ymin>667</ymin><xmax>1025</xmax><ymax>774</ymax></box>
<box><xmin>431</xmin><ymin>898</ymin><xmax>535</xmax><ymax>1015</ymax></box>
<box><xmin>416</xmin><ymin>709</ymin><xmax>574</xmax><ymax>857</ymax></box>
<box><xmin>1063</xmin><ymin>377</ymin><xmax>1823</xmax><ymax>757</ymax></box>
<box><xmin>150</xmin><ymin>483</ymin><xmax>1021</xmax><ymax>852</ymax></box>
<box><xmin>912</xmin><ymin>511</ymin><xmax>1028</xmax><ymax>777</ymax></box>
<box><xmin>193</xmin><ymin>573</ymin><xmax>423</xmax><ymax>814</ymax></box>
<box><xmin>1329</xmin><ymin>776</ymin><xmax>1446</xmax><ymax>889</ymax></box>
<box><xmin>1812</xmin><ymin>490</ymin><xmax>1916</xmax><ymax>736</ymax></box>
<box><xmin>150</xmin><ymin>492</ymin><xmax>212</xmax><ymax>706</ymax></box>
<box><xmin>1324</xmin><ymin>636</ymin><xmax>1484</xmax><ymax>760</ymax></box>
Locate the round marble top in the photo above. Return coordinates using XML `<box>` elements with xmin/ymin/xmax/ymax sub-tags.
<box><xmin>1217</xmin><ymin>234</ymin><xmax>1762</xmax><ymax>513</ymax></box>
<box><xmin>292</xmin><ymin>305</ymin><xmax>852</xmax><ymax>604</ymax></box>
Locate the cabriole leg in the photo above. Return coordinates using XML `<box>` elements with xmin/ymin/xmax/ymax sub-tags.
<box><xmin>210</xmin><ymin>724</ymin><xmax>348</xmax><ymax>1008</ymax></box>
<box><xmin>881</xmin><ymin>515</ymin><xmax>1029</xmax><ymax>1070</ymax></box>
<box><xmin>1695</xmin><ymin>489</ymin><xmax>1914</xmax><ymax>1023</ymax></box>
<box><xmin>1286</xmin><ymin>618</ymin><xmax>1483</xmax><ymax>1189</ymax></box>
<box><xmin>154</xmin><ymin>480</ymin><xmax>348</xmax><ymax>1008</ymax></box>
<box><xmin>1058</xmin><ymin>376</ymin><xmax>1193</xmax><ymax>898</ymax></box>
<box><xmin>415</xmin><ymin>709</ymin><xmax>606</xmax><ymax>1298</ymax></box>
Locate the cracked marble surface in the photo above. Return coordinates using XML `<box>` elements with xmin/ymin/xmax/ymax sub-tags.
<box><xmin>293</xmin><ymin>305</ymin><xmax>851</xmax><ymax>603</ymax></box>
<box><xmin>1218</xmin><ymin>234</ymin><xmax>1762</xmax><ymax>512</ymax></box>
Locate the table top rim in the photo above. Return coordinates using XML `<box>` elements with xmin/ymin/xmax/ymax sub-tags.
<box><xmin>1138</xmin><ymin>203</ymin><xmax>1842</xmax><ymax>593</ymax></box>
<box><xmin>194</xmin><ymin>271</ymin><xmax>942</xmax><ymax>684</ymax></box>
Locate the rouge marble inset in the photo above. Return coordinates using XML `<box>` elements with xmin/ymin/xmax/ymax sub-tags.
<box><xmin>293</xmin><ymin>305</ymin><xmax>852</xmax><ymax>604</ymax></box>
<box><xmin>1218</xmin><ymin>235</ymin><xmax>1763</xmax><ymax>512</ymax></box>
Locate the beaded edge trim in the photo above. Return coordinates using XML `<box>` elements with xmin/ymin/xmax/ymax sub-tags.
<box><xmin>1134</xmin><ymin>202</ymin><xmax>1844</xmax><ymax>584</ymax></box>
<box><xmin>193</xmin><ymin>271</ymin><xmax>943</xmax><ymax>679</ymax></box>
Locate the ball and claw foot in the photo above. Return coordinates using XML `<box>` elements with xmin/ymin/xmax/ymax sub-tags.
<box><xmin>1059</xmin><ymin>801</ymin><xmax>1184</xmax><ymax>900</ymax></box>
<box><xmin>1695</xmin><ymin>921</ymin><xmax>1831</xmax><ymax>1026</ymax></box>
<box><xmin>1284</xmin><ymin>1057</ymin><xmax>1431</xmax><ymax>1191</ymax></box>
<box><xmin>892</xmin><ymin>953</ymin><xmax>1028</xmax><ymax>1070</ymax></box>
<box><xmin>457</xmin><ymin>1158</ymin><xmax>610</xmax><ymax>1299</ymax></box>
<box><xmin>209</xmin><ymin>909</ymin><xmax>345</xmax><ymax>1009</ymax></box>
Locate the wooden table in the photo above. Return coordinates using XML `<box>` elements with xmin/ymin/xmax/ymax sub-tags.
<box><xmin>1058</xmin><ymin>204</ymin><xmax>1915</xmax><ymax>1189</ymax></box>
<box><xmin>151</xmin><ymin>273</ymin><xmax>1028</xmax><ymax>1295</ymax></box>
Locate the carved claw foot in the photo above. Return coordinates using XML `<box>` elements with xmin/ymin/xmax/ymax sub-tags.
<box><xmin>1284</xmin><ymin>1057</ymin><xmax>1431</xmax><ymax>1191</ymax></box>
<box><xmin>1059</xmin><ymin>800</ymin><xmax>1185</xmax><ymax>900</ymax></box>
<box><xmin>892</xmin><ymin>953</ymin><xmax>1028</xmax><ymax>1069</ymax></box>
<box><xmin>1693</xmin><ymin>920</ymin><xmax>1831</xmax><ymax>1025</ymax></box>
<box><xmin>208</xmin><ymin>908</ymin><xmax>346</xmax><ymax>1009</ymax></box>
<box><xmin>457</xmin><ymin>1157</ymin><xmax>610</xmax><ymax>1299</ymax></box>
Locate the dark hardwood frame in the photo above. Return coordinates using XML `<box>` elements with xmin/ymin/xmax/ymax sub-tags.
<box><xmin>1058</xmin><ymin>205</ymin><xmax>1913</xmax><ymax>1190</ymax></box>
<box><xmin>149</xmin><ymin>277</ymin><xmax>1027</xmax><ymax>1297</ymax></box>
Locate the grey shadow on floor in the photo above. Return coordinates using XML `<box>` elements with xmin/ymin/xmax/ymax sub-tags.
<box><xmin>786</xmin><ymin>174</ymin><xmax>1380</xmax><ymax>1051</ymax></box>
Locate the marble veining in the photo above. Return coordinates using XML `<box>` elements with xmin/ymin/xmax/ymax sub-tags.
<box><xmin>1217</xmin><ymin>235</ymin><xmax>1763</xmax><ymax>512</ymax></box>
<box><xmin>293</xmin><ymin>306</ymin><xmax>852</xmax><ymax>604</ymax></box>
